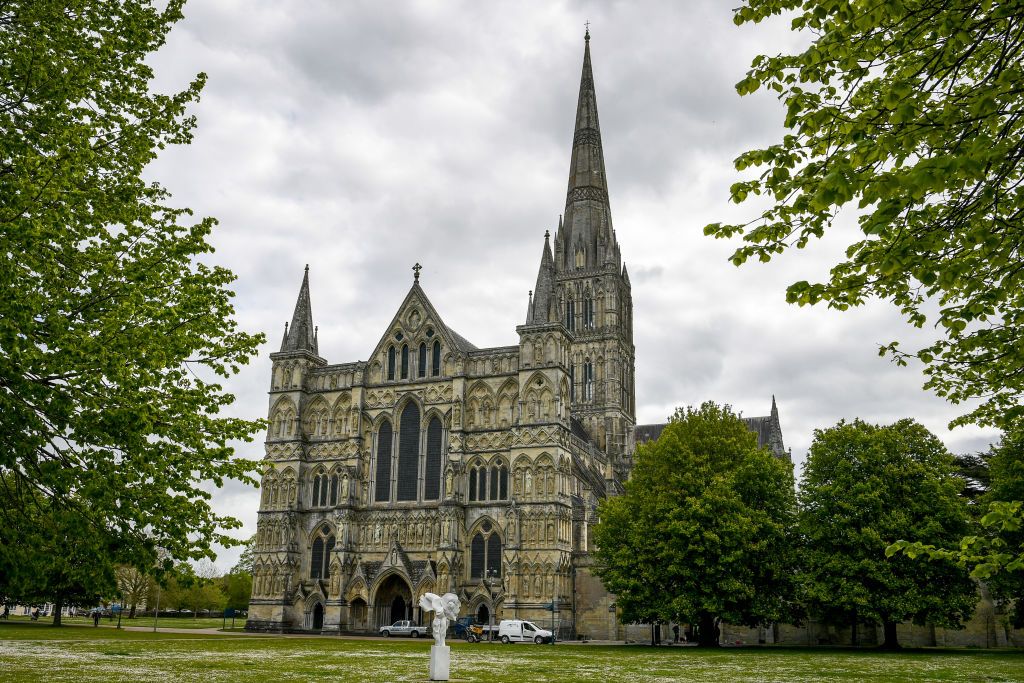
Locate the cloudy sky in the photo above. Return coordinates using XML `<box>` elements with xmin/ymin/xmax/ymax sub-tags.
<box><xmin>144</xmin><ymin>0</ymin><xmax>999</xmax><ymax>570</ymax></box>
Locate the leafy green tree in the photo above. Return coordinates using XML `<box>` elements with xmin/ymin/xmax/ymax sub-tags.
<box><xmin>0</xmin><ymin>475</ymin><xmax>117</xmax><ymax>625</ymax></box>
<box><xmin>893</xmin><ymin>426</ymin><xmax>1024</xmax><ymax>624</ymax></box>
<box><xmin>115</xmin><ymin>565</ymin><xmax>154</xmax><ymax>619</ymax></box>
<box><xmin>708</xmin><ymin>0</ymin><xmax>1024</xmax><ymax>430</ymax></box>
<box><xmin>0</xmin><ymin>0</ymin><xmax>264</xmax><ymax>575</ymax></box>
<box><xmin>802</xmin><ymin>419</ymin><xmax>976</xmax><ymax>648</ymax></box>
<box><xmin>592</xmin><ymin>402</ymin><xmax>798</xmax><ymax>647</ymax></box>
<box><xmin>221</xmin><ymin>569</ymin><xmax>253</xmax><ymax>613</ymax></box>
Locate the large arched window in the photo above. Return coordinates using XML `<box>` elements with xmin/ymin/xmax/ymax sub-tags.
<box><xmin>424</xmin><ymin>417</ymin><xmax>443</xmax><ymax>500</ymax></box>
<box><xmin>583</xmin><ymin>296</ymin><xmax>594</xmax><ymax>329</ymax></box>
<box><xmin>418</xmin><ymin>343</ymin><xmax>427</xmax><ymax>378</ymax></box>
<box><xmin>375</xmin><ymin>421</ymin><xmax>393</xmax><ymax>502</ymax></box>
<box><xmin>400</xmin><ymin>344</ymin><xmax>409</xmax><ymax>379</ymax></box>
<box><xmin>396</xmin><ymin>402</ymin><xmax>420</xmax><ymax>501</ymax></box>
<box><xmin>470</xmin><ymin>521</ymin><xmax>502</xmax><ymax>579</ymax></box>
<box><xmin>565</xmin><ymin>298</ymin><xmax>575</xmax><ymax>332</ymax></box>
<box><xmin>310</xmin><ymin>526</ymin><xmax>335</xmax><ymax>579</ymax></box>
<box><xmin>432</xmin><ymin>341</ymin><xmax>441</xmax><ymax>377</ymax></box>
<box><xmin>387</xmin><ymin>346</ymin><xmax>396</xmax><ymax>381</ymax></box>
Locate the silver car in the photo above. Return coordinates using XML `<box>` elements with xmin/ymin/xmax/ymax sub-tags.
<box><xmin>379</xmin><ymin>620</ymin><xmax>425</xmax><ymax>638</ymax></box>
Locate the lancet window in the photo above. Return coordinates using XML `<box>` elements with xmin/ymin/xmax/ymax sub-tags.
<box><xmin>374</xmin><ymin>420</ymin><xmax>393</xmax><ymax>502</ymax></box>
<box><xmin>310</xmin><ymin>525</ymin><xmax>336</xmax><ymax>579</ymax></box>
<box><xmin>387</xmin><ymin>346</ymin><xmax>396</xmax><ymax>381</ymax></box>
<box><xmin>468</xmin><ymin>460</ymin><xmax>508</xmax><ymax>502</ymax></box>
<box><xmin>470</xmin><ymin>521</ymin><xmax>502</xmax><ymax>579</ymax></box>
<box><xmin>396</xmin><ymin>402</ymin><xmax>420</xmax><ymax>501</ymax></box>
<box><xmin>432</xmin><ymin>341</ymin><xmax>441</xmax><ymax>376</ymax></box>
<box><xmin>310</xmin><ymin>469</ymin><xmax>339</xmax><ymax>508</ymax></box>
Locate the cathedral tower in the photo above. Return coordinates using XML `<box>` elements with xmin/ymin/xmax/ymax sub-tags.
<box><xmin>527</xmin><ymin>31</ymin><xmax>636</xmax><ymax>475</ymax></box>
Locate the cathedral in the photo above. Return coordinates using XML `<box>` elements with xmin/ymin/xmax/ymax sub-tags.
<box><xmin>245</xmin><ymin>33</ymin><xmax>785</xmax><ymax>638</ymax></box>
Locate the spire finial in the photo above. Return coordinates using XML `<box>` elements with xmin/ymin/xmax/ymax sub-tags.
<box><xmin>304</xmin><ymin>263</ymin><xmax>309</xmax><ymax>273</ymax></box>
<box><xmin>584</xmin><ymin>21</ymin><xmax>590</xmax><ymax>41</ymax></box>
<box><xmin>544</xmin><ymin>230</ymin><xmax>550</xmax><ymax>239</ymax></box>
<box><xmin>413</xmin><ymin>262</ymin><xmax>422</xmax><ymax>282</ymax></box>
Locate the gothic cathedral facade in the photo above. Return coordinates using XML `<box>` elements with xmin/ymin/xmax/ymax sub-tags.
<box><xmin>246</xmin><ymin>34</ymin><xmax>784</xmax><ymax>637</ymax></box>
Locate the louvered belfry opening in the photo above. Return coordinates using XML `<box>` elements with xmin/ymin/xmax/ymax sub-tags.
<box><xmin>396</xmin><ymin>402</ymin><xmax>420</xmax><ymax>501</ymax></box>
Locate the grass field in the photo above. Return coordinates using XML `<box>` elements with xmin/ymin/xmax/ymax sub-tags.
<box><xmin>2</xmin><ymin>622</ymin><xmax>1023</xmax><ymax>682</ymax></box>
<box><xmin>4</xmin><ymin>614</ymin><xmax>236</xmax><ymax>630</ymax></box>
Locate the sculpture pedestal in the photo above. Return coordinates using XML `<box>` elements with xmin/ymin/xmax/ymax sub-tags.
<box><xmin>429</xmin><ymin>644</ymin><xmax>450</xmax><ymax>681</ymax></box>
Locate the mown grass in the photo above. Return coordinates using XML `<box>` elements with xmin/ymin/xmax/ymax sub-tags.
<box><xmin>2</xmin><ymin>622</ymin><xmax>1023</xmax><ymax>682</ymax></box>
<box><xmin>5</xmin><ymin>614</ymin><xmax>234</xmax><ymax>630</ymax></box>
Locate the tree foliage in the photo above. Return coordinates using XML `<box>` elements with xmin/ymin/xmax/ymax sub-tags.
<box><xmin>891</xmin><ymin>425</ymin><xmax>1024</xmax><ymax>624</ymax></box>
<box><xmin>0</xmin><ymin>0</ymin><xmax>263</xmax><ymax>572</ymax></box>
<box><xmin>708</xmin><ymin>0</ymin><xmax>1024</xmax><ymax>429</ymax></box>
<box><xmin>801</xmin><ymin>419</ymin><xmax>976</xmax><ymax>648</ymax></box>
<box><xmin>592</xmin><ymin>402</ymin><xmax>797</xmax><ymax>647</ymax></box>
<box><xmin>0</xmin><ymin>475</ymin><xmax>117</xmax><ymax>625</ymax></box>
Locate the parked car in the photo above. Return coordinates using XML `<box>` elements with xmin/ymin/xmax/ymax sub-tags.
<box><xmin>379</xmin><ymin>620</ymin><xmax>425</xmax><ymax>638</ymax></box>
<box><xmin>498</xmin><ymin>619</ymin><xmax>553</xmax><ymax>644</ymax></box>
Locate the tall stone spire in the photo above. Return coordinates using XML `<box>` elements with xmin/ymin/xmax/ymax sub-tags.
<box><xmin>281</xmin><ymin>264</ymin><xmax>318</xmax><ymax>354</ymax></box>
<box><xmin>527</xmin><ymin>230</ymin><xmax>556</xmax><ymax>323</ymax></box>
<box><xmin>557</xmin><ymin>30</ymin><xmax>618</xmax><ymax>272</ymax></box>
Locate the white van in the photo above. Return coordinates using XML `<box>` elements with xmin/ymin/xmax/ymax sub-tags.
<box><xmin>497</xmin><ymin>619</ymin><xmax>553</xmax><ymax>644</ymax></box>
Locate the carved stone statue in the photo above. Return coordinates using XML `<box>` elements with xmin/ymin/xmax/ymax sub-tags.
<box><xmin>418</xmin><ymin>592</ymin><xmax>461</xmax><ymax>647</ymax></box>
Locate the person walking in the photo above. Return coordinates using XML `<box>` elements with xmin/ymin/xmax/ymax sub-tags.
<box><xmin>92</xmin><ymin>609</ymin><xmax>100</xmax><ymax>627</ymax></box>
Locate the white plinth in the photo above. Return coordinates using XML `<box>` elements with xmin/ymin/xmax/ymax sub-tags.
<box><xmin>429</xmin><ymin>644</ymin><xmax>450</xmax><ymax>681</ymax></box>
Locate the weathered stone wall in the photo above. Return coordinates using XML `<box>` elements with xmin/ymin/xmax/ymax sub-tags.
<box><xmin>573</xmin><ymin>556</ymin><xmax>621</xmax><ymax>640</ymax></box>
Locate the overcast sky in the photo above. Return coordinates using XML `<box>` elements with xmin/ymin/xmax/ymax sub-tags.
<box><xmin>144</xmin><ymin>0</ymin><xmax>1000</xmax><ymax>571</ymax></box>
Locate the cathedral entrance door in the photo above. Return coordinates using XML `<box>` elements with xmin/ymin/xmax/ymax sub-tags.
<box><xmin>477</xmin><ymin>604</ymin><xmax>489</xmax><ymax>625</ymax></box>
<box><xmin>391</xmin><ymin>596</ymin><xmax>406</xmax><ymax>624</ymax></box>
<box><xmin>373</xmin><ymin>574</ymin><xmax>413</xmax><ymax>628</ymax></box>
<box><xmin>312</xmin><ymin>603</ymin><xmax>324</xmax><ymax>630</ymax></box>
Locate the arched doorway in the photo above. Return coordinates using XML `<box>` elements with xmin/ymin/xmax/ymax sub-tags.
<box><xmin>349</xmin><ymin>598</ymin><xmax>368</xmax><ymax>631</ymax></box>
<box><xmin>477</xmin><ymin>604</ymin><xmax>489</xmax><ymax>625</ymax></box>
<box><xmin>373</xmin><ymin>573</ymin><xmax>412</xmax><ymax>628</ymax></box>
<box><xmin>391</xmin><ymin>595</ymin><xmax>406</xmax><ymax>623</ymax></box>
<box><xmin>312</xmin><ymin>603</ymin><xmax>324</xmax><ymax>630</ymax></box>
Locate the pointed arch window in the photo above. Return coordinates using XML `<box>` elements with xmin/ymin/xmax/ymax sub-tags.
<box><xmin>310</xmin><ymin>526</ymin><xmax>335</xmax><ymax>579</ymax></box>
<box><xmin>467</xmin><ymin>461</ymin><xmax>508</xmax><ymax>503</ymax></box>
<box><xmin>400</xmin><ymin>344</ymin><xmax>409</xmax><ymax>379</ymax></box>
<box><xmin>396</xmin><ymin>402</ymin><xmax>420</xmax><ymax>501</ymax></box>
<box><xmin>470</xmin><ymin>523</ymin><xmax>502</xmax><ymax>579</ymax></box>
<box><xmin>584</xmin><ymin>296</ymin><xmax>595</xmax><ymax>329</ymax></box>
<box><xmin>565</xmin><ymin>298</ymin><xmax>576</xmax><ymax>332</ymax></box>
<box><xmin>568</xmin><ymin>364</ymin><xmax>576</xmax><ymax>402</ymax></box>
<box><xmin>424</xmin><ymin>417</ymin><xmax>443</xmax><ymax>500</ymax></box>
<box><xmin>387</xmin><ymin>346</ymin><xmax>396</xmax><ymax>381</ymax></box>
<box><xmin>432</xmin><ymin>341</ymin><xmax>442</xmax><ymax>377</ymax></box>
<box><xmin>584</xmin><ymin>360</ymin><xmax>594</xmax><ymax>401</ymax></box>
<box><xmin>375</xmin><ymin>421</ymin><xmax>393</xmax><ymax>502</ymax></box>
<box><xmin>418</xmin><ymin>343</ymin><xmax>427</xmax><ymax>378</ymax></box>
<box><xmin>311</xmin><ymin>470</ymin><xmax>337</xmax><ymax>508</ymax></box>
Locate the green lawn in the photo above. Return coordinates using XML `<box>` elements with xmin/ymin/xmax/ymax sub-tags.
<box><xmin>4</xmin><ymin>614</ymin><xmax>234</xmax><ymax>630</ymax></box>
<box><xmin>2</xmin><ymin>622</ymin><xmax>1023</xmax><ymax>682</ymax></box>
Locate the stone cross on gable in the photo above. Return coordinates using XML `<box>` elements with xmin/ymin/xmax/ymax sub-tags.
<box><xmin>413</xmin><ymin>263</ymin><xmax>422</xmax><ymax>282</ymax></box>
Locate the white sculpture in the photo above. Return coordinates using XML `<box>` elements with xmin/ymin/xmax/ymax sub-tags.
<box><xmin>418</xmin><ymin>592</ymin><xmax>461</xmax><ymax>647</ymax></box>
<box><xmin>418</xmin><ymin>592</ymin><xmax>461</xmax><ymax>681</ymax></box>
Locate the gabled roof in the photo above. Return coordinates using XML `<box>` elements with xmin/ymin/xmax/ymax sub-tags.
<box><xmin>366</xmin><ymin>279</ymin><xmax>477</xmax><ymax>364</ymax></box>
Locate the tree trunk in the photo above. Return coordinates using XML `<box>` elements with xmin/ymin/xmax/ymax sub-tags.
<box><xmin>52</xmin><ymin>598</ymin><xmax>63</xmax><ymax>627</ymax></box>
<box><xmin>880</xmin><ymin>620</ymin><xmax>900</xmax><ymax>649</ymax></box>
<box><xmin>129</xmin><ymin>603</ymin><xmax>137</xmax><ymax>619</ymax></box>
<box><xmin>696</xmin><ymin>613</ymin><xmax>719</xmax><ymax>648</ymax></box>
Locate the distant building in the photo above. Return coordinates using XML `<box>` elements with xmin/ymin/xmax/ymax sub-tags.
<box><xmin>245</xmin><ymin>32</ymin><xmax>785</xmax><ymax>636</ymax></box>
